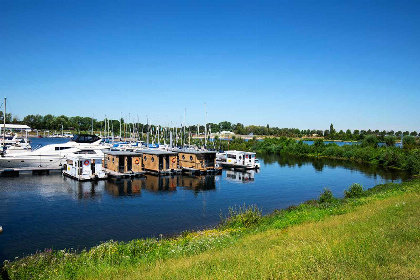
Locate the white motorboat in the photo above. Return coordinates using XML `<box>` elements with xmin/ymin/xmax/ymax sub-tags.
<box><xmin>0</xmin><ymin>134</ymin><xmax>108</xmax><ymax>169</ymax></box>
<box><xmin>63</xmin><ymin>154</ymin><xmax>107</xmax><ymax>181</ymax></box>
<box><xmin>216</xmin><ymin>150</ymin><xmax>260</xmax><ymax>170</ymax></box>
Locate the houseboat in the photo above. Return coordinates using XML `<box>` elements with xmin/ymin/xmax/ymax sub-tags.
<box><xmin>217</xmin><ymin>150</ymin><xmax>260</xmax><ymax>170</ymax></box>
<box><xmin>141</xmin><ymin>150</ymin><xmax>180</xmax><ymax>175</ymax></box>
<box><xmin>104</xmin><ymin>151</ymin><xmax>144</xmax><ymax>177</ymax></box>
<box><xmin>177</xmin><ymin>149</ymin><xmax>220</xmax><ymax>174</ymax></box>
<box><xmin>63</xmin><ymin>155</ymin><xmax>107</xmax><ymax>181</ymax></box>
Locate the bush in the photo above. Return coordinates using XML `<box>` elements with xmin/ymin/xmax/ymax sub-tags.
<box><xmin>384</xmin><ymin>136</ymin><xmax>397</xmax><ymax>147</ymax></box>
<box><xmin>344</xmin><ymin>183</ymin><xmax>364</xmax><ymax>198</ymax></box>
<box><xmin>361</xmin><ymin>135</ymin><xmax>378</xmax><ymax>148</ymax></box>
<box><xmin>318</xmin><ymin>188</ymin><xmax>334</xmax><ymax>203</ymax></box>
<box><xmin>221</xmin><ymin>204</ymin><xmax>262</xmax><ymax>228</ymax></box>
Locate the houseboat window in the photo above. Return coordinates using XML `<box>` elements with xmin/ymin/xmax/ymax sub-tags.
<box><xmin>151</xmin><ymin>157</ymin><xmax>154</xmax><ymax>162</ymax></box>
<box><xmin>190</xmin><ymin>156</ymin><xmax>193</xmax><ymax>161</ymax></box>
<box><xmin>112</xmin><ymin>158</ymin><xmax>114</xmax><ymax>163</ymax></box>
<box><xmin>182</xmin><ymin>155</ymin><xmax>185</xmax><ymax>160</ymax></box>
<box><xmin>144</xmin><ymin>156</ymin><xmax>147</xmax><ymax>161</ymax></box>
<box><xmin>239</xmin><ymin>156</ymin><xmax>242</xmax><ymax>160</ymax></box>
<box><xmin>227</xmin><ymin>154</ymin><xmax>236</xmax><ymax>159</ymax></box>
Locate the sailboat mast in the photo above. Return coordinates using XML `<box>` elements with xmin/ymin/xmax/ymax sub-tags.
<box><xmin>204</xmin><ymin>102</ymin><xmax>207</xmax><ymax>147</ymax></box>
<box><xmin>120</xmin><ymin>112</ymin><xmax>122</xmax><ymax>139</ymax></box>
<box><xmin>3</xmin><ymin>97</ymin><xmax>6</xmax><ymax>147</ymax></box>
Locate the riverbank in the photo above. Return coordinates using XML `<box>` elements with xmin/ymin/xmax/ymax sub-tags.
<box><xmin>2</xmin><ymin>179</ymin><xmax>419</xmax><ymax>279</ymax></box>
<box><xmin>220</xmin><ymin>137</ymin><xmax>420</xmax><ymax>174</ymax></box>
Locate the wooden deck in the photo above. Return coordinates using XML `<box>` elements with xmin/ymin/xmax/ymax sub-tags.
<box><xmin>105</xmin><ymin>169</ymin><xmax>146</xmax><ymax>179</ymax></box>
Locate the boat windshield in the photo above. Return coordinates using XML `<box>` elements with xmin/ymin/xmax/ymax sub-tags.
<box><xmin>70</xmin><ymin>134</ymin><xmax>101</xmax><ymax>143</ymax></box>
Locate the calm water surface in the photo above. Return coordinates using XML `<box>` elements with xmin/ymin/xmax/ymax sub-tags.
<box><xmin>0</xmin><ymin>139</ymin><xmax>410</xmax><ymax>262</ymax></box>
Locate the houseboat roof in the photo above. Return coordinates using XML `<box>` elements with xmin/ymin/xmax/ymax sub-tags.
<box><xmin>141</xmin><ymin>149</ymin><xmax>178</xmax><ymax>155</ymax></box>
<box><xmin>104</xmin><ymin>151</ymin><xmax>143</xmax><ymax>156</ymax></box>
<box><xmin>225</xmin><ymin>150</ymin><xmax>256</xmax><ymax>155</ymax></box>
<box><xmin>177</xmin><ymin>149</ymin><xmax>216</xmax><ymax>155</ymax></box>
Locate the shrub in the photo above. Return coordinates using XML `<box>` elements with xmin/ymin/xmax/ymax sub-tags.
<box><xmin>384</xmin><ymin>136</ymin><xmax>397</xmax><ymax>147</ymax></box>
<box><xmin>361</xmin><ymin>135</ymin><xmax>378</xmax><ymax>148</ymax></box>
<box><xmin>318</xmin><ymin>188</ymin><xmax>334</xmax><ymax>203</ymax></box>
<box><xmin>344</xmin><ymin>183</ymin><xmax>364</xmax><ymax>198</ymax></box>
<box><xmin>221</xmin><ymin>204</ymin><xmax>262</xmax><ymax>228</ymax></box>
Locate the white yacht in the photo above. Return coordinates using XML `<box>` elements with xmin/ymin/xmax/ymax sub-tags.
<box><xmin>1</xmin><ymin>136</ymin><xmax>32</xmax><ymax>155</ymax></box>
<box><xmin>0</xmin><ymin>134</ymin><xmax>108</xmax><ymax>169</ymax></box>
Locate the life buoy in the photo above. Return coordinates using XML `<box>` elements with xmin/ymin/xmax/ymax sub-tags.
<box><xmin>171</xmin><ymin>158</ymin><xmax>176</xmax><ymax>163</ymax></box>
<box><xmin>84</xmin><ymin>160</ymin><xmax>90</xmax><ymax>166</ymax></box>
<box><xmin>135</xmin><ymin>158</ymin><xmax>140</xmax><ymax>165</ymax></box>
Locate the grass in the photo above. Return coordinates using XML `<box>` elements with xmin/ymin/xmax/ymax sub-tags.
<box><xmin>2</xmin><ymin>179</ymin><xmax>420</xmax><ymax>279</ymax></box>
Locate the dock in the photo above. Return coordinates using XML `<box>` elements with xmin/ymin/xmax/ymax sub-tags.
<box><xmin>106</xmin><ymin>169</ymin><xmax>146</xmax><ymax>179</ymax></box>
<box><xmin>0</xmin><ymin>167</ymin><xmax>63</xmax><ymax>177</ymax></box>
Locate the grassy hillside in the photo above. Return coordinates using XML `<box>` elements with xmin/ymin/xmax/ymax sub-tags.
<box><xmin>3</xmin><ymin>180</ymin><xmax>419</xmax><ymax>279</ymax></box>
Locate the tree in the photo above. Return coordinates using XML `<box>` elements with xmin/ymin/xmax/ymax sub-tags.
<box><xmin>384</xmin><ymin>136</ymin><xmax>397</xmax><ymax>147</ymax></box>
<box><xmin>219</xmin><ymin>121</ymin><xmax>232</xmax><ymax>131</ymax></box>
<box><xmin>329</xmin><ymin>123</ymin><xmax>335</xmax><ymax>134</ymax></box>
<box><xmin>0</xmin><ymin>112</ymin><xmax>12</xmax><ymax>123</ymax></box>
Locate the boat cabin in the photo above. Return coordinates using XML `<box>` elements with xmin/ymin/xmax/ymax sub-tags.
<box><xmin>141</xmin><ymin>150</ymin><xmax>179</xmax><ymax>174</ymax></box>
<box><xmin>177</xmin><ymin>150</ymin><xmax>217</xmax><ymax>173</ymax></box>
<box><xmin>104</xmin><ymin>151</ymin><xmax>143</xmax><ymax>174</ymax></box>
<box><xmin>223</xmin><ymin>150</ymin><xmax>259</xmax><ymax>169</ymax></box>
<box><xmin>70</xmin><ymin>134</ymin><xmax>101</xmax><ymax>144</ymax></box>
<box><xmin>63</xmin><ymin>155</ymin><xmax>107</xmax><ymax>181</ymax></box>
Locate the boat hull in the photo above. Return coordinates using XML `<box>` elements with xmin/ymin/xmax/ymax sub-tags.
<box><xmin>0</xmin><ymin>156</ymin><xmax>66</xmax><ymax>169</ymax></box>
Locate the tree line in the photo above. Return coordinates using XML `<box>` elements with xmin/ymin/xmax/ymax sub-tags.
<box><xmin>1</xmin><ymin>113</ymin><xmax>418</xmax><ymax>140</ymax></box>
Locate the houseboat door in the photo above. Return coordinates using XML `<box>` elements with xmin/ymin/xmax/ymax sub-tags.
<box><xmin>91</xmin><ymin>159</ymin><xmax>95</xmax><ymax>174</ymax></box>
<box><xmin>118</xmin><ymin>156</ymin><xmax>125</xmax><ymax>173</ymax></box>
<box><xmin>165</xmin><ymin>155</ymin><xmax>169</xmax><ymax>170</ymax></box>
<box><xmin>126</xmin><ymin>156</ymin><xmax>132</xmax><ymax>173</ymax></box>
<box><xmin>159</xmin><ymin>156</ymin><xmax>164</xmax><ymax>171</ymax></box>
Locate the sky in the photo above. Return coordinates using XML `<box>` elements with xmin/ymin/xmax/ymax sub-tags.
<box><xmin>0</xmin><ymin>0</ymin><xmax>419</xmax><ymax>131</ymax></box>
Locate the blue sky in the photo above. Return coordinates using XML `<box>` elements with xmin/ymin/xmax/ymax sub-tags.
<box><xmin>1</xmin><ymin>0</ymin><xmax>419</xmax><ymax>131</ymax></box>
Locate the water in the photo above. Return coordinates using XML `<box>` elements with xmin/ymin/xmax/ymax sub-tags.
<box><xmin>0</xmin><ymin>139</ymin><xmax>410</xmax><ymax>262</ymax></box>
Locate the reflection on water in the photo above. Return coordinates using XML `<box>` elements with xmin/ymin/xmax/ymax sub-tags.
<box><xmin>226</xmin><ymin>170</ymin><xmax>257</xmax><ymax>183</ymax></box>
<box><xmin>67</xmin><ymin>175</ymin><xmax>218</xmax><ymax>198</ymax></box>
<box><xmin>259</xmin><ymin>153</ymin><xmax>410</xmax><ymax>181</ymax></box>
<box><xmin>177</xmin><ymin>175</ymin><xmax>217</xmax><ymax>194</ymax></box>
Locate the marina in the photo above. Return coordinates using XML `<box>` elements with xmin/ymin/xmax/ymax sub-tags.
<box><xmin>0</xmin><ymin>148</ymin><xmax>409</xmax><ymax>263</ymax></box>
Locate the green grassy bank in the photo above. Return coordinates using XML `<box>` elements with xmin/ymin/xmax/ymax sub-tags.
<box><xmin>2</xmin><ymin>179</ymin><xmax>419</xmax><ymax>279</ymax></box>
